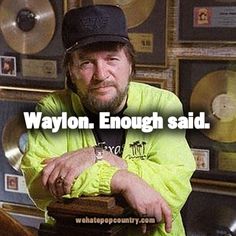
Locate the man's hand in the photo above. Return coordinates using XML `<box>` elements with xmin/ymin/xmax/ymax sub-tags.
<box><xmin>41</xmin><ymin>148</ymin><xmax>127</xmax><ymax>198</ymax></box>
<box><xmin>111</xmin><ymin>170</ymin><xmax>172</xmax><ymax>234</ymax></box>
<box><xmin>41</xmin><ymin>147</ymin><xmax>94</xmax><ymax>198</ymax></box>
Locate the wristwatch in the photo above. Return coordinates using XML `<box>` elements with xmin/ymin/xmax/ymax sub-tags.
<box><xmin>94</xmin><ymin>146</ymin><xmax>104</xmax><ymax>163</ymax></box>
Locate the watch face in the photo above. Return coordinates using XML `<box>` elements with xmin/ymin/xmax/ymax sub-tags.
<box><xmin>94</xmin><ymin>146</ymin><xmax>103</xmax><ymax>162</ymax></box>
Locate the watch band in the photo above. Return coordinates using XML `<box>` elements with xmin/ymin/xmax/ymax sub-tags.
<box><xmin>94</xmin><ymin>143</ymin><xmax>105</xmax><ymax>162</ymax></box>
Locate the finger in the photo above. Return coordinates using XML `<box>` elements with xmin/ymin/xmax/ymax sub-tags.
<box><xmin>145</xmin><ymin>224</ymin><xmax>157</xmax><ymax>234</ymax></box>
<box><xmin>41</xmin><ymin>157</ymin><xmax>57</xmax><ymax>164</ymax></box>
<box><xmin>47</xmin><ymin>168</ymin><xmax>63</xmax><ymax>198</ymax></box>
<box><xmin>161</xmin><ymin>203</ymin><xmax>172</xmax><ymax>233</ymax></box>
<box><xmin>47</xmin><ymin>175</ymin><xmax>58</xmax><ymax>199</ymax></box>
<box><xmin>62</xmin><ymin>181</ymin><xmax>72</xmax><ymax>195</ymax></box>
<box><xmin>48</xmin><ymin>158</ymin><xmax>74</xmax><ymax>197</ymax></box>
<box><xmin>141</xmin><ymin>223</ymin><xmax>147</xmax><ymax>235</ymax></box>
<box><xmin>153</xmin><ymin>206</ymin><xmax>162</xmax><ymax>224</ymax></box>
<box><xmin>54</xmin><ymin>177</ymin><xmax>66</xmax><ymax>198</ymax></box>
<box><xmin>63</xmin><ymin>168</ymin><xmax>79</xmax><ymax>194</ymax></box>
<box><xmin>54</xmin><ymin>164</ymin><xmax>73</xmax><ymax>197</ymax></box>
<box><xmin>140</xmin><ymin>207</ymin><xmax>157</xmax><ymax>234</ymax></box>
<box><xmin>41</xmin><ymin>162</ymin><xmax>56</xmax><ymax>187</ymax></box>
<box><xmin>57</xmin><ymin>170</ymin><xmax>72</xmax><ymax>195</ymax></box>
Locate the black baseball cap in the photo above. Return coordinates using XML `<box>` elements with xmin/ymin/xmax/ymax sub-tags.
<box><xmin>62</xmin><ymin>5</ymin><xmax>130</xmax><ymax>52</ymax></box>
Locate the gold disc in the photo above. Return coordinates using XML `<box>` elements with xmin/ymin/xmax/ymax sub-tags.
<box><xmin>190</xmin><ymin>70</ymin><xmax>236</xmax><ymax>143</ymax></box>
<box><xmin>0</xmin><ymin>0</ymin><xmax>56</xmax><ymax>54</ymax></box>
<box><xmin>92</xmin><ymin>0</ymin><xmax>156</xmax><ymax>28</ymax></box>
<box><xmin>2</xmin><ymin>115</ymin><xmax>28</xmax><ymax>172</ymax></box>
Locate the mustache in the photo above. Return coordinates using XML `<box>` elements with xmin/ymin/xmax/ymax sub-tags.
<box><xmin>89</xmin><ymin>80</ymin><xmax>116</xmax><ymax>90</ymax></box>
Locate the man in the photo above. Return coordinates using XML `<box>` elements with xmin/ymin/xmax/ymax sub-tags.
<box><xmin>1</xmin><ymin>57</ymin><xmax>15</xmax><ymax>75</ymax></box>
<box><xmin>21</xmin><ymin>5</ymin><xmax>196</xmax><ymax>235</ymax></box>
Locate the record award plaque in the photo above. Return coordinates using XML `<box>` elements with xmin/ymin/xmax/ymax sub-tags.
<box><xmin>0</xmin><ymin>0</ymin><xmax>66</xmax><ymax>90</ymax></box>
<box><xmin>176</xmin><ymin>57</ymin><xmax>236</xmax><ymax>183</ymax></box>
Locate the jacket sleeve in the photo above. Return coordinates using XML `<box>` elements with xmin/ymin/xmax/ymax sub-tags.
<box><xmin>124</xmin><ymin>92</ymin><xmax>196</xmax><ymax>221</ymax></box>
<box><xmin>21</xmin><ymin>93</ymin><xmax>119</xmax><ymax>211</ymax></box>
<box><xmin>21</xmin><ymin>140</ymin><xmax>118</xmax><ymax>211</ymax></box>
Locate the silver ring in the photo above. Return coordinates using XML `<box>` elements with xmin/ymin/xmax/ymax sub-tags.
<box><xmin>55</xmin><ymin>176</ymin><xmax>65</xmax><ymax>185</ymax></box>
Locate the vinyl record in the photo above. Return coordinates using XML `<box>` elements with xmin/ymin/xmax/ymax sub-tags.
<box><xmin>92</xmin><ymin>0</ymin><xmax>155</xmax><ymax>28</ymax></box>
<box><xmin>0</xmin><ymin>0</ymin><xmax>56</xmax><ymax>54</ymax></box>
<box><xmin>190</xmin><ymin>70</ymin><xmax>236</xmax><ymax>143</ymax></box>
<box><xmin>2</xmin><ymin>115</ymin><xmax>28</xmax><ymax>172</ymax></box>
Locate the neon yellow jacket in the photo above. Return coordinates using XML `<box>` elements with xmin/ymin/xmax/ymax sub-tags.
<box><xmin>21</xmin><ymin>82</ymin><xmax>196</xmax><ymax>235</ymax></box>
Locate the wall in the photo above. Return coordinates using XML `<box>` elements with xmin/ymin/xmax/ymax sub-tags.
<box><xmin>136</xmin><ymin>0</ymin><xmax>236</xmax><ymax>92</ymax></box>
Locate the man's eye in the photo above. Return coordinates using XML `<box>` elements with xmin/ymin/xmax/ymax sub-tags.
<box><xmin>80</xmin><ymin>61</ymin><xmax>90</xmax><ymax>65</ymax></box>
<box><xmin>109</xmin><ymin>57</ymin><xmax>119</xmax><ymax>61</ymax></box>
<box><xmin>79</xmin><ymin>61</ymin><xmax>92</xmax><ymax>68</ymax></box>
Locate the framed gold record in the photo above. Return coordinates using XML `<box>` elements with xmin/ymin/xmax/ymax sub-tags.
<box><xmin>65</xmin><ymin>0</ymin><xmax>168</xmax><ymax>68</ymax></box>
<box><xmin>92</xmin><ymin>0</ymin><xmax>156</xmax><ymax>29</ymax></box>
<box><xmin>0</xmin><ymin>90</ymin><xmax>45</xmax><ymax>173</ymax></box>
<box><xmin>2</xmin><ymin>115</ymin><xmax>27</xmax><ymax>172</ymax></box>
<box><xmin>0</xmin><ymin>93</ymin><xmax>41</xmax><ymax>205</ymax></box>
<box><xmin>0</xmin><ymin>0</ymin><xmax>56</xmax><ymax>55</ymax></box>
<box><xmin>176</xmin><ymin>56</ymin><xmax>236</xmax><ymax>183</ymax></box>
<box><xmin>177</xmin><ymin>0</ymin><xmax>236</xmax><ymax>43</ymax></box>
<box><xmin>0</xmin><ymin>0</ymin><xmax>66</xmax><ymax>91</ymax></box>
<box><xmin>190</xmin><ymin>70</ymin><xmax>236</xmax><ymax>143</ymax></box>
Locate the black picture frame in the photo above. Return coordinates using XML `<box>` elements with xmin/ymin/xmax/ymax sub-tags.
<box><xmin>178</xmin><ymin>0</ymin><xmax>236</xmax><ymax>43</ymax></box>
<box><xmin>0</xmin><ymin>0</ymin><xmax>66</xmax><ymax>91</ymax></box>
<box><xmin>176</xmin><ymin>56</ymin><xmax>236</xmax><ymax>183</ymax></box>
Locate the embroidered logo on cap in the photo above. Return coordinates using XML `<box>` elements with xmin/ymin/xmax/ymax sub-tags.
<box><xmin>79</xmin><ymin>16</ymin><xmax>109</xmax><ymax>32</ymax></box>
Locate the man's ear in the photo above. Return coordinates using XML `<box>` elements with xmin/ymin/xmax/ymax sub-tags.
<box><xmin>68</xmin><ymin>66</ymin><xmax>75</xmax><ymax>84</ymax></box>
<box><xmin>129</xmin><ymin>63</ymin><xmax>135</xmax><ymax>78</ymax></box>
<box><xmin>129</xmin><ymin>64</ymin><xmax>132</xmax><ymax>76</ymax></box>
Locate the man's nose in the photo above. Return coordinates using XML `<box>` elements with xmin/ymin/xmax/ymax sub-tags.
<box><xmin>93</xmin><ymin>60</ymin><xmax>109</xmax><ymax>80</ymax></box>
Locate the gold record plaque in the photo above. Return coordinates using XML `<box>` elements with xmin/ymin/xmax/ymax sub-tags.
<box><xmin>2</xmin><ymin>115</ymin><xmax>28</xmax><ymax>172</ymax></box>
<box><xmin>92</xmin><ymin>0</ymin><xmax>155</xmax><ymax>28</ymax></box>
<box><xmin>0</xmin><ymin>0</ymin><xmax>56</xmax><ymax>54</ymax></box>
<box><xmin>190</xmin><ymin>70</ymin><xmax>236</xmax><ymax>143</ymax></box>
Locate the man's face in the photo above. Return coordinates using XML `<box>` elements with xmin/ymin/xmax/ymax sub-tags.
<box><xmin>68</xmin><ymin>46</ymin><xmax>132</xmax><ymax>114</ymax></box>
<box><xmin>3</xmin><ymin>62</ymin><xmax>10</xmax><ymax>71</ymax></box>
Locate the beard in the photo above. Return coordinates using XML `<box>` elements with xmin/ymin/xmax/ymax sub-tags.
<box><xmin>77</xmin><ymin>80</ymin><xmax>129</xmax><ymax>114</ymax></box>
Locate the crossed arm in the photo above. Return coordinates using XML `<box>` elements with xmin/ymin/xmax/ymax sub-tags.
<box><xmin>21</xmin><ymin>126</ymin><xmax>195</xmax><ymax>235</ymax></box>
<box><xmin>21</xmin><ymin>91</ymin><xmax>195</xmax><ymax>235</ymax></box>
<box><xmin>40</xmin><ymin>148</ymin><xmax>172</xmax><ymax>233</ymax></box>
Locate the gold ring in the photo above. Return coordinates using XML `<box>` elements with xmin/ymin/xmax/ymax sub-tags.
<box><xmin>55</xmin><ymin>176</ymin><xmax>65</xmax><ymax>185</ymax></box>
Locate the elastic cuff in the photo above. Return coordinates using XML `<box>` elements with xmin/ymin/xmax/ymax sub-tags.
<box><xmin>98</xmin><ymin>161</ymin><xmax>119</xmax><ymax>194</ymax></box>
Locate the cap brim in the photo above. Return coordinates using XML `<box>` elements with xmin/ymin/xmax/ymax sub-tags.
<box><xmin>67</xmin><ymin>35</ymin><xmax>130</xmax><ymax>53</ymax></box>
